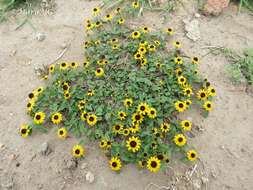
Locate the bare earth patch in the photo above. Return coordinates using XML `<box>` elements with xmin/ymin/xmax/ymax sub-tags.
<box><xmin>0</xmin><ymin>0</ymin><xmax>253</xmax><ymax>189</ymax></box>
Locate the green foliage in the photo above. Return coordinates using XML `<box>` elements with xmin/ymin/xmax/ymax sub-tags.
<box><xmin>238</xmin><ymin>0</ymin><xmax>253</xmax><ymax>13</ymax></box>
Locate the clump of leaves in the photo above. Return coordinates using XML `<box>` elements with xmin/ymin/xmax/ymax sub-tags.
<box><xmin>208</xmin><ymin>46</ymin><xmax>253</xmax><ymax>85</ymax></box>
<box><xmin>20</xmin><ymin>2</ymin><xmax>216</xmax><ymax>173</ymax></box>
<box><xmin>238</xmin><ymin>0</ymin><xmax>253</xmax><ymax>13</ymax></box>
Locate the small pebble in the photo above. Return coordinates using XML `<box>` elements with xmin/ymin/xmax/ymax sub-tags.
<box><xmin>35</xmin><ymin>33</ymin><xmax>46</xmax><ymax>41</ymax></box>
<box><xmin>85</xmin><ymin>171</ymin><xmax>95</xmax><ymax>184</ymax></box>
<box><xmin>81</xmin><ymin>163</ymin><xmax>88</xmax><ymax>169</ymax></box>
<box><xmin>39</xmin><ymin>142</ymin><xmax>52</xmax><ymax>156</ymax></box>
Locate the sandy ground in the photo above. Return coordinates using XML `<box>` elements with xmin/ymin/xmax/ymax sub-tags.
<box><xmin>0</xmin><ymin>0</ymin><xmax>253</xmax><ymax>189</ymax></box>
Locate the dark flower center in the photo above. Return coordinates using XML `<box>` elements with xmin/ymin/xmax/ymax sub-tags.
<box><xmin>21</xmin><ymin>129</ymin><xmax>27</xmax><ymax>134</ymax></box>
<box><xmin>94</xmin><ymin>8</ymin><xmax>97</xmax><ymax>11</ymax></box>
<box><xmin>200</xmin><ymin>93</ymin><xmax>206</xmax><ymax>98</ymax></box>
<box><xmin>186</xmin><ymin>90</ymin><xmax>190</xmax><ymax>94</ymax></box>
<box><xmin>180</xmin><ymin>78</ymin><xmax>184</xmax><ymax>82</ymax></box>
<box><xmin>168</xmin><ymin>28</ymin><xmax>172</xmax><ymax>32</ymax></box>
<box><xmin>207</xmin><ymin>103</ymin><xmax>211</xmax><ymax>108</ymax></box>
<box><xmin>179</xmin><ymin>103</ymin><xmax>184</xmax><ymax>108</ymax></box>
<box><xmin>157</xmin><ymin>154</ymin><xmax>164</xmax><ymax>160</ymax></box>
<box><xmin>193</xmin><ymin>57</ymin><xmax>198</xmax><ymax>61</ymax></box>
<box><xmin>151</xmin><ymin>110</ymin><xmax>155</xmax><ymax>114</ymax></box>
<box><xmin>120</xmin><ymin>113</ymin><xmax>124</xmax><ymax>117</ymax></box>
<box><xmin>71</xmin><ymin>62</ymin><xmax>75</xmax><ymax>66</ymax></box>
<box><xmin>211</xmin><ymin>89</ymin><xmax>215</xmax><ymax>93</ymax></box>
<box><xmin>28</xmin><ymin>93</ymin><xmax>34</xmax><ymax>99</ymax></box>
<box><xmin>63</xmin><ymin>84</ymin><xmax>68</xmax><ymax>90</ymax></box>
<box><xmin>184</xmin><ymin>122</ymin><xmax>189</xmax><ymax>127</ymax></box>
<box><xmin>54</xmin><ymin>115</ymin><xmax>59</xmax><ymax>120</ymax></box>
<box><xmin>36</xmin><ymin>115</ymin><xmax>41</xmax><ymax>120</ymax></box>
<box><xmin>135</xmin><ymin>115</ymin><xmax>141</xmax><ymax>120</ymax></box>
<box><xmin>89</xmin><ymin>117</ymin><xmax>94</xmax><ymax>121</ymax></box>
<box><xmin>130</xmin><ymin>141</ymin><xmax>137</xmax><ymax>147</ymax></box>
<box><xmin>115</xmin><ymin>125</ymin><xmax>120</xmax><ymax>130</ymax></box>
<box><xmin>140</xmin><ymin>106</ymin><xmax>145</xmax><ymax>111</ymax></box>
<box><xmin>27</xmin><ymin>103</ymin><xmax>31</xmax><ymax>107</ymax></box>
<box><xmin>191</xmin><ymin>153</ymin><xmax>196</xmax><ymax>158</ymax></box>
<box><xmin>178</xmin><ymin>137</ymin><xmax>183</xmax><ymax>142</ymax></box>
<box><xmin>151</xmin><ymin>161</ymin><xmax>157</xmax><ymax>168</ymax></box>
<box><xmin>107</xmin><ymin>141</ymin><xmax>111</xmax><ymax>145</ymax></box>
<box><xmin>75</xmin><ymin>149</ymin><xmax>80</xmax><ymax>154</ymax></box>
<box><xmin>112</xmin><ymin>162</ymin><xmax>117</xmax><ymax>167</ymax></box>
<box><xmin>62</xmin><ymin>63</ymin><xmax>66</xmax><ymax>67</ymax></box>
<box><xmin>101</xmin><ymin>142</ymin><xmax>104</xmax><ymax>146</ymax></box>
<box><xmin>134</xmin><ymin>32</ymin><xmax>138</xmax><ymax>36</ymax></box>
<box><xmin>97</xmin><ymin>69</ymin><xmax>101</xmax><ymax>73</ymax></box>
<box><xmin>176</xmin><ymin>42</ymin><xmax>179</xmax><ymax>45</ymax></box>
<box><xmin>143</xmin><ymin>153</ymin><xmax>147</xmax><ymax>157</ymax></box>
<box><xmin>59</xmin><ymin>130</ymin><xmax>64</xmax><ymax>135</ymax></box>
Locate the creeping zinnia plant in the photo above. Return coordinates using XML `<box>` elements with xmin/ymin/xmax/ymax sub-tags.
<box><xmin>19</xmin><ymin>2</ymin><xmax>216</xmax><ymax>173</ymax></box>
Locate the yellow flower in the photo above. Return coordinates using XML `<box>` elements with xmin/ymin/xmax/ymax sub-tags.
<box><xmin>60</xmin><ymin>62</ymin><xmax>68</xmax><ymax>70</ymax></box>
<box><xmin>134</xmin><ymin>52</ymin><xmax>143</xmax><ymax>60</ymax></box>
<box><xmin>109</xmin><ymin>157</ymin><xmax>122</xmax><ymax>171</ymax></box>
<box><xmin>34</xmin><ymin>112</ymin><xmax>46</xmax><ymax>125</ymax></box>
<box><xmin>174</xmin><ymin>56</ymin><xmax>183</xmax><ymax>64</ymax></box>
<box><xmin>112</xmin><ymin>124</ymin><xmax>123</xmax><ymax>134</ymax></box>
<box><xmin>64</xmin><ymin>91</ymin><xmax>71</xmax><ymax>100</ymax></box>
<box><xmin>187</xmin><ymin>150</ymin><xmax>198</xmax><ymax>161</ymax></box>
<box><xmin>118</xmin><ymin>18</ymin><xmax>125</xmax><ymax>25</ymax></box>
<box><xmin>112</xmin><ymin>44</ymin><xmax>119</xmax><ymax>50</ymax></box>
<box><xmin>140</xmin><ymin>58</ymin><xmax>147</xmax><ymax>66</ymax></box>
<box><xmin>87</xmin><ymin>114</ymin><xmax>97</xmax><ymax>126</ymax></box>
<box><xmin>183</xmin><ymin>87</ymin><xmax>193</xmax><ymax>97</ymax></box>
<box><xmin>85</xmin><ymin>22</ymin><xmax>94</xmax><ymax>30</ymax></box>
<box><xmin>80</xmin><ymin>111</ymin><xmax>87</xmax><ymax>121</ymax></box>
<box><xmin>99</xmin><ymin>139</ymin><xmax>107</xmax><ymax>149</ymax></box>
<box><xmin>191</xmin><ymin>57</ymin><xmax>200</xmax><ymax>64</ymax></box>
<box><xmin>148</xmin><ymin>44</ymin><xmax>156</xmax><ymax>52</ymax></box>
<box><xmin>175</xmin><ymin>101</ymin><xmax>187</xmax><ymax>112</ymax></box>
<box><xmin>28</xmin><ymin>91</ymin><xmax>37</xmax><ymax>100</ymax></box>
<box><xmin>51</xmin><ymin>112</ymin><xmax>63</xmax><ymax>124</ymax></box>
<box><xmin>94</xmin><ymin>21</ymin><xmax>102</xmax><ymax>28</ymax></box>
<box><xmin>104</xmin><ymin>14</ymin><xmax>113</xmax><ymax>21</ymax></box>
<box><xmin>175</xmin><ymin>68</ymin><xmax>182</xmax><ymax>76</ymax></box>
<box><xmin>207</xmin><ymin>86</ymin><xmax>217</xmax><ymax>97</ymax></box>
<box><xmin>138</xmin><ymin>160</ymin><xmax>146</xmax><ymax>168</ymax></box>
<box><xmin>49</xmin><ymin>64</ymin><xmax>55</xmax><ymax>73</ymax></box>
<box><xmin>111</xmin><ymin>38</ymin><xmax>118</xmax><ymax>43</ymax></box>
<box><xmin>139</xmin><ymin>41</ymin><xmax>148</xmax><ymax>47</ymax></box>
<box><xmin>138</xmin><ymin>46</ymin><xmax>147</xmax><ymax>54</ymax></box>
<box><xmin>126</xmin><ymin>136</ymin><xmax>141</xmax><ymax>152</ymax></box>
<box><xmin>196</xmin><ymin>89</ymin><xmax>208</xmax><ymax>101</ymax></box>
<box><xmin>19</xmin><ymin>124</ymin><xmax>30</xmax><ymax>138</ymax></box>
<box><xmin>124</xmin><ymin>98</ymin><xmax>133</xmax><ymax>108</ymax></box>
<box><xmin>57</xmin><ymin>127</ymin><xmax>67</xmax><ymax>139</ymax></box>
<box><xmin>137</xmin><ymin>102</ymin><xmax>149</xmax><ymax>115</ymax></box>
<box><xmin>173</xmin><ymin>41</ymin><xmax>181</xmax><ymax>49</ymax></box>
<box><xmin>83</xmin><ymin>60</ymin><xmax>90</xmax><ymax>68</ymax></box>
<box><xmin>148</xmin><ymin>107</ymin><xmax>157</xmax><ymax>119</ymax></box>
<box><xmin>118</xmin><ymin>111</ymin><xmax>126</xmax><ymax>120</ymax></box>
<box><xmin>72</xmin><ymin>145</ymin><xmax>85</xmax><ymax>158</ymax></box>
<box><xmin>147</xmin><ymin>156</ymin><xmax>161</xmax><ymax>173</ymax></box>
<box><xmin>203</xmin><ymin>101</ymin><xmax>213</xmax><ymax>111</ymax></box>
<box><xmin>166</xmin><ymin>27</ymin><xmax>174</xmax><ymax>35</ymax></box>
<box><xmin>87</xmin><ymin>89</ymin><xmax>94</xmax><ymax>96</ymax></box>
<box><xmin>131</xmin><ymin>31</ymin><xmax>141</xmax><ymax>39</ymax></box>
<box><xmin>95</xmin><ymin>40</ymin><xmax>101</xmax><ymax>45</ymax></box>
<box><xmin>123</xmin><ymin>128</ymin><xmax>130</xmax><ymax>136</ymax></box>
<box><xmin>178</xmin><ymin>76</ymin><xmax>187</xmax><ymax>85</ymax></box>
<box><xmin>180</xmin><ymin>120</ymin><xmax>192</xmax><ymax>131</ymax></box>
<box><xmin>154</xmin><ymin>40</ymin><xmax>160</xmax><ymax>46</ymax></box>
<box><xmin>26</xmin><ymin>100</ymin><xmax>35</xmax><ymax>112</ymax></box>
<box><xmin>35</xmin><ymin>87</ymin><xmax>44</xmax><ymax>94</ymax></box>
<box><xmin>132</xmin><ymin>1</ymin><xmax>140</xmax><ymax>9</ymax></box>
<box><xmin>130</xmin><ymin>124</ymin><xmax>140</xmax><ymax>133</ymax></box>
<box><xmin>95</xmin><ymin>67</ymin><xmax>104</xmax><ymax>77</ymax></box>
<box><xmin>115</xmin><ymin>7</ymin><xmax>121</xmax><ymax>14</ymax></box>
<box><xmin>185</xmin><ymin>99</ymin><xmax>192</xmax><ymax>107</ymax></box>
<box><xmin>160</xmin><ymin>123</ymin><xmax>170</xmax><ymax>133</ymax></box>
<box><xmin>142</xmin><ymin>26</ymin><xmax>149</xmax><ymax>33</ymax></box>
<box><xmin>174</xmin><ymin>134</ymin><xmax>187</xmax><ymax>147</ymax></box>
<box><xmin>62</xmin><ymin>82</ymin><xmax>70</xmax><ymax>92</ymax></box>
<box><xmin>78</xmin><ymin>100</ymin><xmax>86</xmax><ymax>110</ymax></box>
<box><xmin>92</xmin><ymin>7</ymin><xmax>100</xmax><ymax>16</ymax></box>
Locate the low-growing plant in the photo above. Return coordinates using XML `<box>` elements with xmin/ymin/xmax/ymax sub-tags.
<box><xmin>20</xmin><ymin>1</ymin><xmax>216</xmax><ymax>173</ymax></box>
<box><xmin>207</xmin><ymin>46</ymin><xmax>253</xmax><ymax>85</ymax></box>
<box><xmin>238</xmin><ymin>0</ymin><xmax>253</xmax><ymax>13</ymax></box>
